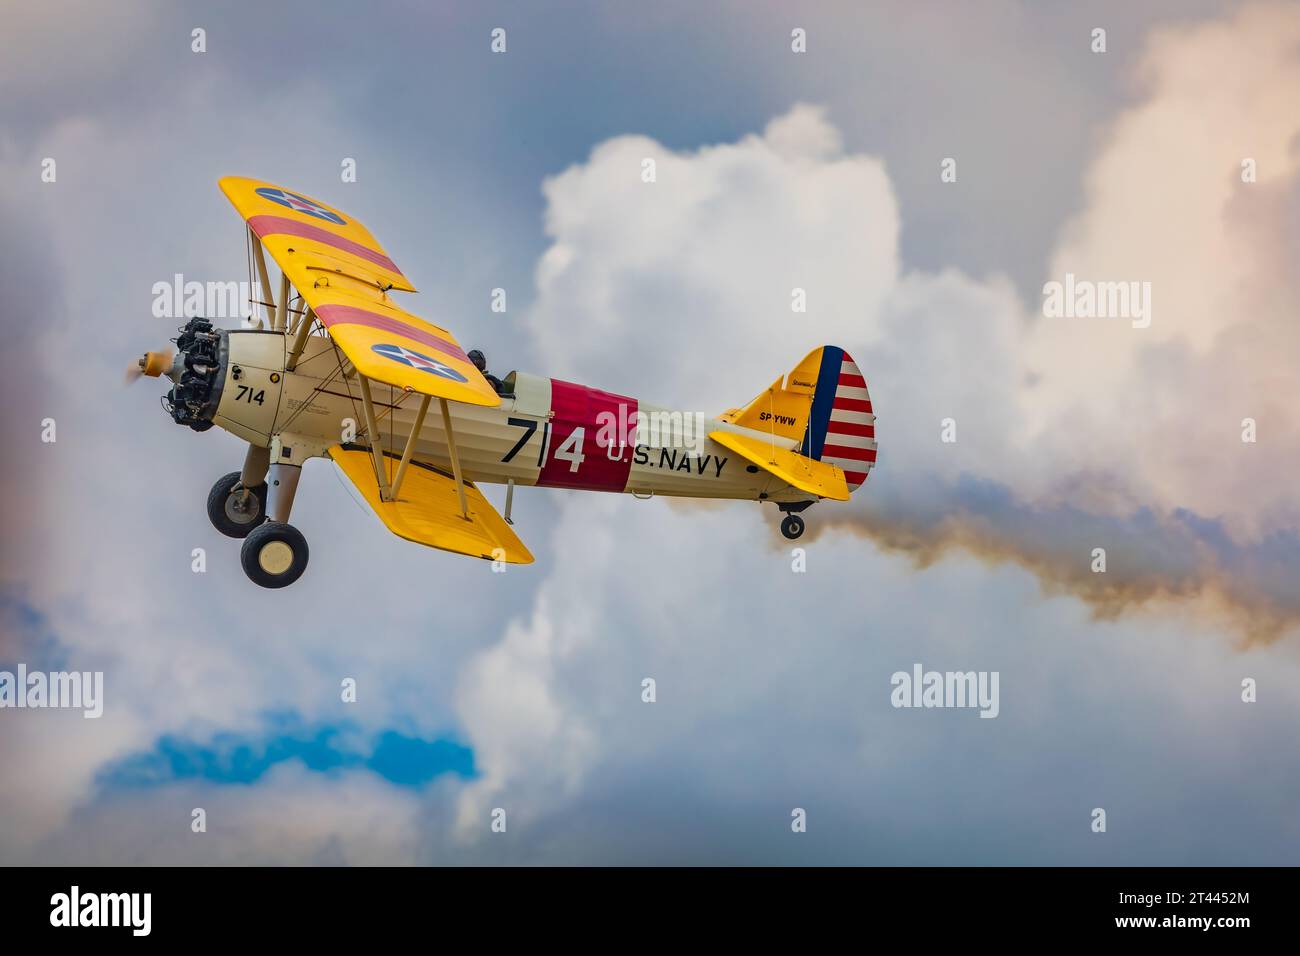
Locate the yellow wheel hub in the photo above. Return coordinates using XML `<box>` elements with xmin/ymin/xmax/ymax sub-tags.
<box><xmin>258</xmin><ymin>540</ymin><xmax>294</xmax><ymax>575</ymax></box>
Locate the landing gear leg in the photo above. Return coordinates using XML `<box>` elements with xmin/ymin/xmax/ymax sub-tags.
<box><xmin>266</xmin><ymin>462</ymin><xmax>302</xmax><ymax>524</ymax></box>
<box><xmin>241</xmin><ymin>444</ymin><xmax>270</xmax><ymax>493</ymax></box>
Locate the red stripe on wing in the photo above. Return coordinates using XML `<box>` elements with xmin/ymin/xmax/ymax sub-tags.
<box><xmin>314</xmin><ymin>304</ymin><xmax>468</xmax><ymax>364</ymax></box>
<box><xmin>248</xmin><ymin>214</ymin><xmax>405</xmax><ymax>279</ymax></box>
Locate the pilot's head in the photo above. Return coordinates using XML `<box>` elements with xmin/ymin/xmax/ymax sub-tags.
<box><xmin>467</xmin><ymin>349</ymin><xmax>487</xmax><ymax>372</ymax></box>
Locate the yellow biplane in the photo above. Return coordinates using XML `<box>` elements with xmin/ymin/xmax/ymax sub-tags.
<box><xmin>134</xmin><ymin>179</ymin><xmax>877</xmax><ymax>587</ymax></box>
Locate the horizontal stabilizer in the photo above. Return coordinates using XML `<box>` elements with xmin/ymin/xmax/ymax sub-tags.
<box><xmin>709</xmin><ymin>431</ymin><xmax>850</xmax><ymax>501</ymax></box>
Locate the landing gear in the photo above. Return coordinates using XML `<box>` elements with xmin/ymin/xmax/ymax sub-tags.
<box><xmin>210</xmin><ymin>443</ymin><xmax>313</xmax><ymax>588</ymax></box>
<box><xmin>241</xmin><ymin>522</ymin><xmax>309</xmax><ymax>589</ymax></box>
<box><xmin>780</xmin><ymin>513</ymin><xmax>806</xmax><ymax>540</ymax></box>
<box><xmin>206</xmin><ymin>471</ymin><xmax>268</xmax><ymax>538</ymax></box>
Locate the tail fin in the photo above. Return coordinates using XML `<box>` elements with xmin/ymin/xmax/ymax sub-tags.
<box><xmin>720</xmin><ymin>348</ymin><xmax>815</xmax><ymax>436</ymax></box>
<box><xmin>799</xmin><ymin>346</ymin><xmax>876</xmax><ymax>490</ymax></box>
<box><xmin>721</xmin><ymin>346</ymin><xmax>877</xmax><ymax>492</ymax></box>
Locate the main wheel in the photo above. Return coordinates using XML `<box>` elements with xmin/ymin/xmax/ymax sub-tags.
<box><xmin>240</xmin><ymin>522</ymin><xmax>309</xmax><ymax>589</ymax></box>
<box><xmin>207</xmin><ymin>471</ymin><xmax>268</xmax><ymax>538</ymax></box>
<box><xmin>780</xmin><ymin>514</ymin><xmax>806</xmax><ymax>540</ymax></box>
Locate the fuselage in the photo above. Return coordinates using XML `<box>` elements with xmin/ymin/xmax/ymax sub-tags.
<box><xmin>210</xmin><ymin>329</ymin><xmax>812</xmax><ymax>504</ymax></box>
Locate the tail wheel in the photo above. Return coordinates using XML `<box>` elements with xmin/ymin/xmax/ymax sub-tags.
<box><xmin>780</xmin><ymin>514</ymin><xmax>806</xmax><ymax>540</ymax></box>
<box><xmin>240</xmin><ymin>522</ymin><xmax>309</xmax><ymax>589</ymax></box>
<box><xmin>207</xmin><ymin>471</ymin><xmax>268</xmax><ymax>538</ymax></box>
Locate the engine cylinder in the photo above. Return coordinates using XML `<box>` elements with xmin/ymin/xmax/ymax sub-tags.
<box><xmin>164</xmin><ymin>317</ymin><xmax>227</xmax><ymax>431</ymax></box>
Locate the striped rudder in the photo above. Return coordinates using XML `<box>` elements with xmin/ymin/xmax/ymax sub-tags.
<box><xmin>800</xmin><ymin>346</ymin><xmax>876</xmax><ymax>490</ymax></box>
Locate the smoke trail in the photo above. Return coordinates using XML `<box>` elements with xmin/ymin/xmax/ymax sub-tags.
<box><xmin>808</xmin><ymin>474</ymin><xmax>1300</xmax><ymax>644</ymax></box>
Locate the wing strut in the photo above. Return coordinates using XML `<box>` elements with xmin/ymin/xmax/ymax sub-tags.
<box><xmin>439</xmin><ymin>398</ymin><xmax>469</xmax><ymax>519</ymax></box>
<box><xmin>249</xmin><ymin>227</ymin><xmax>277</xmax><ymax>328</ymax></box>
<box><xmin>356</xmin><ymin>376</ymin><xmax>439</xmax><ymax>504</ymax></box>
<box><xmin>286</xmin><ymin>306</ymin><xmax>315</xmax><ymax>371</ymax></box>
<box><xmin>358</xmin><ymin>376</ymin><xmax>392</xmax><ymax>500</ymax></box>
<box><xmin>276</xmin><ymin>270</ymin><xmax>291</xmax><ymax>332</ymax></box>
<box><xmin>390</xmin><ymin>393</ymin><xmax>431</xmax><ymax>500</ymax></box>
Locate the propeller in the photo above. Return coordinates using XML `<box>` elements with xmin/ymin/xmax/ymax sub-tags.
<box><xmin>126</xmin><ymin>347</ymin><xmax>175</xmax><ymax>384</ymax></box>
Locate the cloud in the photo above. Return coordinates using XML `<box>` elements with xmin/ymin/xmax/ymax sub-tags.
<box><xmin>30</xmin><ymin>765</ymin><xmax>436</xmax><ymax>865</ymax></box>
<box><xmin>446</xmin><ymin>5</ymin><xmax>1300</xmax><ymax>842</ymax></box>
<box><xmin>513</xmin><ymin>11</ymin><xmax>1300</xmax><ymax>640</ymax></box>
<box><xmin>1023</xmin><ymin>0</ymin><xmax>1300</xmax><ymax>534</ymax></box>
<box><xmin>526</xmin><ymin>103</ymin><xmax>899</xmax><ymax>411</ymax></box>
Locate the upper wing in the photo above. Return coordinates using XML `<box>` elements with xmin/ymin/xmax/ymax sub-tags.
<box><xmin>331</xmin><ymin>445</ymin><xmax>533</xmax><ymax>564</ymax></box>
<box><xmin>219</xmin><ymin>176</ymin><xmax>499</xmax><ymax>407</ymax></box>
<box><xmin>220</xmin><ymin>175</ymin><xmax>415</xmax><ymax>292</ymax></box>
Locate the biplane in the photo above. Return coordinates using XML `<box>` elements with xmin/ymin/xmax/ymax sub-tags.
<box><xmin>133</xmin><ymin>179</ymin><xmax>877</xmax><ymax>587</ymax></box>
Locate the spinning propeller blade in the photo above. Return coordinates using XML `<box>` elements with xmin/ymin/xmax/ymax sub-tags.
<box><xmin>127</xmin><ymin>347</ymin><xmax>175</xmax><ymax>384</ymax></box>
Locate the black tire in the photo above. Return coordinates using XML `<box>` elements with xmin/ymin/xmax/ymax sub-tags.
<box><xmin>240</xmin><ymin>522</ymin><xmax>310</xmax><ymax>589</ymax></box>
<box><xmin>780</xmin><ymin>514</ymin><xmax>806</xmax><ymax>540</ymax></box>
<box><xmin>207</xmin><ymin>471</ymin><xmax>268</xmax><ymax>538</ymax></box>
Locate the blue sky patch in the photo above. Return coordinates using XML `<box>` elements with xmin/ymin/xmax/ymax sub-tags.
<box><xmin>99</xmin><ymin>714</ymin><xmax>475</xmax><ymax>790</ymax></box>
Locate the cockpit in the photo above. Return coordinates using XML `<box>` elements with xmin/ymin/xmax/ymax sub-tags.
<box><xmin>468</xmin><ymin>348</ymin><xmax>514</xmax><ymax>396</ymax></box>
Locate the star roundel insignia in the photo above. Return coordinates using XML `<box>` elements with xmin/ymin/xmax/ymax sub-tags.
<box><xmin>254</xmin><ymin>186</ymin><xmax>347</xmax><ymax>225</ymax></box>
<box><xmin>370</xmin><ymin>343</ymin><xmax>468</xmax><ymax>383</ymax></box>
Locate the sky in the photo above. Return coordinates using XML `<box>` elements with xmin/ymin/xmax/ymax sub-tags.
<box><xmin>1</xmin><ymin>0</ymin><xmax>1298</xmax><ymax>865</ymax></box>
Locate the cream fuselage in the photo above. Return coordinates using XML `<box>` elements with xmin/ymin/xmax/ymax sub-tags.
<box><xmin>211</xmin><ymin>330</ymin><xmax>809</xmax><ymax>504</ymax></box>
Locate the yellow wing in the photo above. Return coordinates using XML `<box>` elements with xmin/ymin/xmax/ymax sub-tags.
<box><xmin>331</xmin><ymin>445</ymin><xmax>533</xmax><ymax>564</ymax></box>
<box><xmin>709</xmin><ymin>431</ymin><xmax>851</xmax><ymax>501</ymax></box>
<box><xmin>219</xmin><ymin>176</ymin><xmax>499</xmax><ymax>407</ymax></box>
